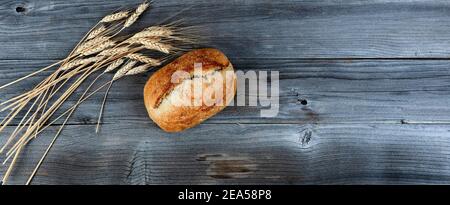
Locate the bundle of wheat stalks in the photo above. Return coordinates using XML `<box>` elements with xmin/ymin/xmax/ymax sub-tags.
<box><xmin>0</xmin><ymin>1</ymin><xmax>196</xmax><ymax>185</ymax></box>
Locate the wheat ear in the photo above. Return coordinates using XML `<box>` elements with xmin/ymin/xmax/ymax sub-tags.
<box><xmin>74</xmin><ymin>36</ymin><xmax>110</xmax><ymax>55</ymax></box>
<box><xmin>131</xmin><ymin>26</ymin><xmax>174</xmax><ymax>39</ymax></box>
<box><xmin>104</xmin><ymin>58</ymin><xmax>125</xmax><ymax>73</ymax></box>
<box><xmin>112</xmin><ymin>60</ymin><xmax>137</xmax><ymax>80</ymax></box>
<box><xmin>60</xmin><ymin>56</ymin><xmax>101</xmax><ymax>70</ymax></box>
<box><xmin>100</xmin><ymin>11</ymin><xmax>130</xmax><ymax>23</ymax></box>
<box><xmin>124</xmin><ymin>1</ymin><xmax>150</xmax><ymax>28</ymax></box>
<box><xmin>125</xmin><ymin>64</ymin><xmax>153</xmax><ymax>76</ymax></box>
<box><xmin>0</xmin><ymin>14</ymin><xmax>108</xmax><ymax>91</ymax></box>
<box><xmin>130</xmin><ymin>38</ymin><xmax>172</xmax><ymax>54</ymax></box>
<box><xmin>126</xmin><ymin>53</ymin><xmax>160</xmax><ymax>65</ymax></box>
<box><xmin>86</xmin><ymin>25</ymin><xmax>107</xmax><ymax>40</ymax></box>
<box><xmin>81</xmin><ymin>40</ymin><xmax>116</xmax><ymax>56</ymax></box>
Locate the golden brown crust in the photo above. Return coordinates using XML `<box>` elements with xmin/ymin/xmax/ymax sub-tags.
<box><xmin>144</xmin><ymin>48</ymin><xmax>236</xmax><ymax>132</ymax></box>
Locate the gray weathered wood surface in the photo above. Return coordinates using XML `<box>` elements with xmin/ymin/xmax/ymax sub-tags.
<box><xmin>1</xmin><ymin>0</ymin><xmax>450</xmax><ymax>184</ymax></box>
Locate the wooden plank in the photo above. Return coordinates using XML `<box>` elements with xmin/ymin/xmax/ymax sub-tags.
<box><xmin>1</xmin><ymin>0</ymin><xmax>450</xmax><ymax>186</ymax></box>
<box><xmin>1</xmin><ymin>123</ymin><xmax>450</xmax><ymax>185</ymax></box>
<box><xmin>1</xmin><ymin>59</ymin><xmax>450</xmax><ymax>125</ymax></box>
<box><xmin>2</xmin><ymin>0</ymin><xmax>450</xmax><ymax>59</ymax></box>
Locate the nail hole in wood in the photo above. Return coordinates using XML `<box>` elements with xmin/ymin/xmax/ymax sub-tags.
<box><xmin>16</xmin><ymin>6</ymin><xmax>26</xmax><ymax>13</ymax></box>
<box><xmin>299</xmin><ymin>99</ymin><xmax>308</xmax><ymax>105</ymax></box>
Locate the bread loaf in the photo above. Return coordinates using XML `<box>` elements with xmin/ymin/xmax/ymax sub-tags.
<box><xmin>144</xmin><ymin>48</ymin><xmax>237</xmax><ymax>132</ymax></box>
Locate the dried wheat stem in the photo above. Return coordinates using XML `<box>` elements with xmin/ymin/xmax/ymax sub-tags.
<box><xmin>95</xmin><ymin>60</ymin><xmax>137</xmax><ymax>131</ymax></box>
<box><xmin>96</xmin><ymin>59</ymin><xmax>143</xmax><ymax>132</ymax></box>
<box><xmin>0</xmin><ymin>104</ymin><xmax>38</xmax><ymax>154</ymax></box>
<box><xmin>1</xmin><ymin>99</ymin><xmax>27</xmax><ymax>113</ymax></box>
<box><xmin>0</xmin><ymin>93</ymin><xmax>43</xmax><ymax>153</ymax></box>
<box><xmin>31</xmin><ymin>67</ymin><xmax>80</xmax><ymax>141</ymax></box>
<box><xmin>0</xmin><ymin>72</ymin><xmax>56</xmax><ymax>107</ymax></box>
<box><xmin>1</xmin><ymin>145</ymin><xmax>23</xmax><ymax>184</ymax></box>
<box><xmin>2</xmin><ymin>78</ymin><xmax>106</xmax><ymax>167</ymax></box>
<box><xmin>3</xmin><ymin>65</ymin><xmax>88</xmax><ymax>159</ymax></box>
<box><xmin>0</xmin><ymin>66</ymin><xmax>89</xmax><ymax>113</ymax></box>
<box><xmin>0</xmin><ymin>72</ymin><xmax>61</xmax><ymax>140</ymax></box>
<box><xmin>124</xmin><ymin>1</ymin><xmax>150</xmax><ymax>28</ymax></box>
<box><xmin>26</xmin><ymin>72</ymin><xmax>107</xmax><ymax>185</ymax></box>
<box><xmin>0</xmin><ymin>60</ymin><xmax>62</xmax><ymax>91</ymax></box>
<box><xmin>14</xmin><ymin>59</ymin><xmax>108</xmax><ymax>143</ymax></box>
<box><xmin>7</xmin><ymin>67</ymin><xmax>101</xmax><ymax>159</ymax></box>
<box><xmin>13</xmin><ymin>66</ymin><xmax>89</xmax><ymax>130</ymax></box>
<box><xmin>30</xmin><ymin>81</ymin><xmax>111</xmax><ymax>140</ymax></box>
<box><xmin>11</xmin><ymin>78</ymin><xmax>108</xmax><ymax>164</ymax></box>
<box><xmin>2</xmin><ymin>73</ymin><xmax>86</xmax><ymax>183</ymax></box>
<box><xmin>0</xmin><ymin>78</ymin><xmax>52</xmax><ymax>109</ymax></box>
<box><xmin>3</xmin><ymin>91</ymin><xmax>49</xmax><ymax>158</ymax></box>
<box><xmin>0</xmin><ymin>108</ymin><xmax>15</xmax><ymax>129</ymax></box>
<box><xmin>96</xmin><ymin>81</ymin><xmax>113</xmax><ymax>134</ymax></box>
<box><xmin>1</xmin><ymin>0</ymin><xmax>196</xmax><ymax>184</ymax></box>
<box><xmin>0</xmin><ymin>101</ymin><xmax>28</xmax><ymax>135</ymax></box>
<box><xmin>30</xmin><ymin>70</ymin><xmax>76</xmax><ymax>137</ymax></box>
<box><xmin>34</xmin><ymin>70</ymin><xmax>63</xmax><ymax>138</ymax></box>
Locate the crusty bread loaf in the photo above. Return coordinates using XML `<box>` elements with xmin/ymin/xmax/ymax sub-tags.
<box><xmin>144</xmin><ymin>48</ymin><xmax>237</xmax><ymax>132</ymax></box>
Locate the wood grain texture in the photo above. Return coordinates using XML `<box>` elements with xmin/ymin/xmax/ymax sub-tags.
<box><xmin>1</xmin><ymin>59</ymin><xmax>450</xmax><ymax>125</ymax></box>
<box><xmin>2</xmin><ymin>0</ymin><xmax>450</xmax><ymax>59</ymax></box>
<box><xmin>1</xmin><ymin>123</ymin><xmax>450</xmax><ymax>185</ymax></box>
<box><xmin>1</xmin><ymin>0</ymin><xmax>450</xmax><ymax>184</ymax></box>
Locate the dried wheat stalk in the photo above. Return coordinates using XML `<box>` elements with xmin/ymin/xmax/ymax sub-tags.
<box><xmin>131</xmin><ymin>26</ymin><xmax>174</xmax><ymax>39</ymax></box>
<box><xmin>81</xmin><ymin>40</ymin><xmax>116</xmax><ymax>56</ymax></box>
<box><xmin>99</xmin><ymin>46</ymin><xmax>129</xmax><ymax>57</ymax></box>
<box><xmin>124</xmin><ymin>1</ymin><xmax>150</xmax><ymax>28</ymax></box>
<box><xmin>60</xmin><ymin>56</ymin><xmax>102</xmax><ymax>70</ymax></box>
<box><xmin>131</xmin><ymin>38</ymin><xmax>172</xmax><ymax>53</ymax></box>
<box><xmin>126</xmin><ymin>64</ymin><xmax>152</xmax><ymax>76</ymax></box>
<box><xmin>126</xmin><ymin>53</ymin><xmax>160</xmax><ymax>65</ymax></box>
<box><xmin>113</xmin><ymin>60</ymin><xmax>138</xmax><ymax>81</ymax></box>
<box><xmin>100</xmin><ymin>11</ymin><xmax>130</xmax><ymax>23</ymax></box>
<box><xmin>86</xmin><ymin>25</ymin><xmax>107</xmax><ymax>40</ymax></box>
<box><xmin>104</xmin><ymin>58</ymin><xmax>125</xmax><ymax>73</ymax></box>
<box><xmin>75</xmin><ymin>36</ymin><xmax>111</xmax><ymax>55</ymax></box>
<box><xmin>0</xmin><ymin>0</ymin><xmax>197</xmax><ymax>185</ymax></box>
